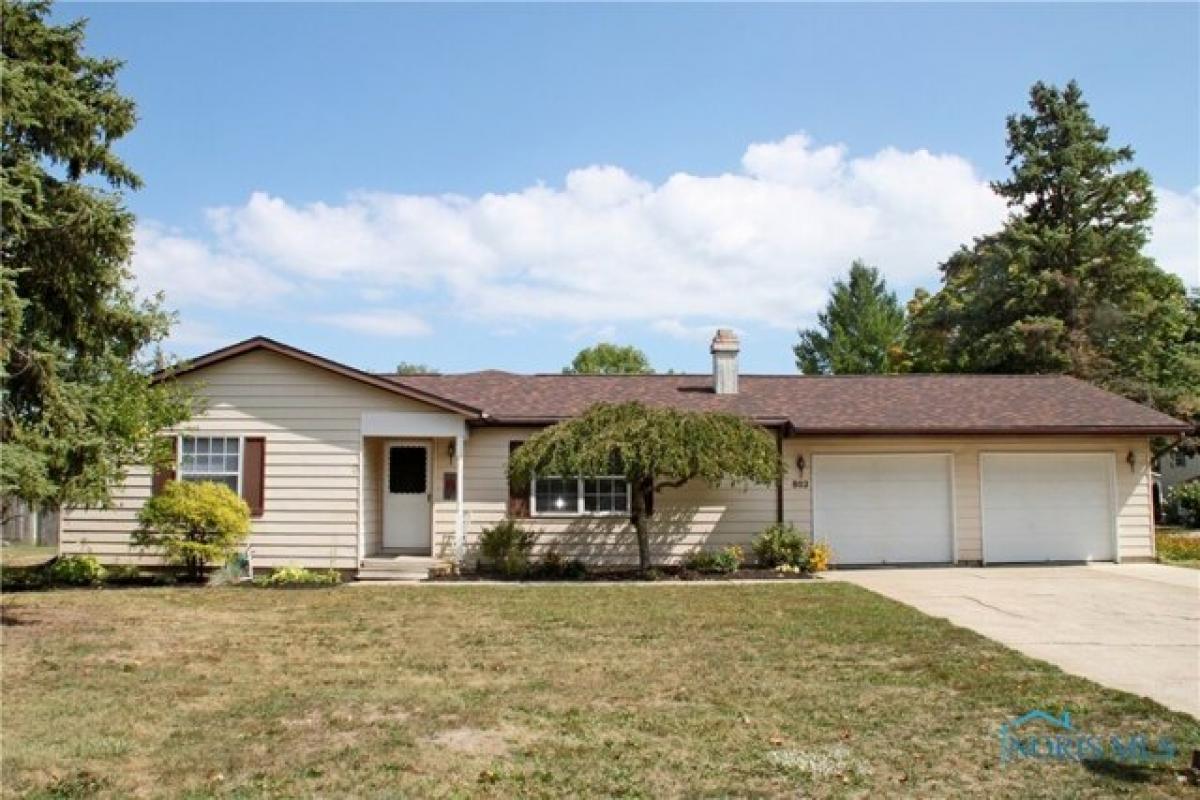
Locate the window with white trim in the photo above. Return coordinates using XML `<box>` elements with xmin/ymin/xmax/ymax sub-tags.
<box><xmin>532</xmin><ymin>475</ymin><xmax>630</xmax><ymax>515</ymax></box>
<box><xmin>179</xmin><ymin>436</ymin><xmax>241</xmax><ymax>493</ymax></box>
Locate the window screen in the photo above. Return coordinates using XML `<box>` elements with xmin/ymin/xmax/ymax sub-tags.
<box><xmin>389</xmin><ymin>446</ymin><xmax>427</xmax><ymax>494</ymax></box>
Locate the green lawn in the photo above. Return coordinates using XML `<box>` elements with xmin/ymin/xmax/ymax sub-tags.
<box><xmin>2</xmin><ymin>584</ymin><xmax>1196</xmax><ymax>798</ymax></box>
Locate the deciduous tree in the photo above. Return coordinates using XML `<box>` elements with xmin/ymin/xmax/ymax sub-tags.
<box><xmin>563</xmin><ymin>343</ymin><xmax>653</xmax><ymax>375</ymax></box>
<box><xmin>508</xmin><ymin>402</ymin><xmax>781</xmax><ymax>572</ymax></box>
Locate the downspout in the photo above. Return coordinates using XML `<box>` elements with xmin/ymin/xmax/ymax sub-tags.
<box><xmin>775</xmin><ymin>427</ymin><xmax>785</xmax><ymax>525</ymax></box>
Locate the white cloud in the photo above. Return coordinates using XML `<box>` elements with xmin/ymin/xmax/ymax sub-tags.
<box><xmin>132</xmin><ymin>133</ymin><xmax>1200</xmax><ymax>332</ymax></box>
<box><xmin>132</xmin><ymin>222</ymin><xmax>293</xmax><ymax>308</ymax></box>
<box><xmin>653</xmin><ymin>319</ymin><xmax>741</xmax><ymax>343</ymax></box>
<box><xmin>1147</xmin><ymin>186</ymin><xmax>1200</xmax><ymax>287</ymax></box>
<box><xmin>310</xmin><ymin>309</ymin><xmax>432</xmax><ymax>338</ymax></box>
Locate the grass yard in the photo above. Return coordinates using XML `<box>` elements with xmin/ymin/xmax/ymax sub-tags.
<box><xmin>2</xmin><ymin>583</ymin><xmax>1197</xmax><ymax>798</ymax></box>
<box><xmin>0</xmin><ymin>544</ymin><xmax>56</xmax><ymax>568</ymax></box>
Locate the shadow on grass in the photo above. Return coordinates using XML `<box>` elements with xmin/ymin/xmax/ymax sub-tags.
<box><xmin>1081</xmin><ymin>758</ymin><xmax>1170</xmax><ymax>784</ymax></box>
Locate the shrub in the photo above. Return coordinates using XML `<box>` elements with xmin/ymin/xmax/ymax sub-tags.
<box><xmin>1156</xmin><ymin>532</ymin><xmax>1200</xmax><ymax>563</ymax></box>
<box><xmin>253</xmin><ymin>566</ymin><xmax>342</xmax><ymax>587</ymax></box>
<box><xmin>807</xmin><ymin>541</ymin><xmax>833</xmax><ymax>572</ymax></box>
<box><xmin>479</xmin><ymin>519</ymin><xmax>534</xmax><ymax>577</ymax></box>
<box><xmin>133</xmin><ymin>480</ymin><xmax>251</xmax><ymax>580</ymax></box>
<box><xmin>1163</xmin><ymin>482</ymin><xmax>1200</xmax><ymax>528</ymax></box>
<box><xmin>48</xmin><ymin>555</ymin><xmax>106</xmax><ymax>586</ymax></box>
<box><xmin>752</xmin><ymin>523</ymin><xmax>810</xmax><ymax>568</ymax></box>
<box><xmin>685</xmin><ymin>545</ymin><xmax>744</xmax><ymax>574</ymax></box>
<box><xmin>103</xmin><ymin>564</ymin><xmax>144</xmax><ymax>585</ymax></box>
<box><xmin>534</xmin><ymin>549</ymin><xmax>588</xmax><ymax>579</ymax></box>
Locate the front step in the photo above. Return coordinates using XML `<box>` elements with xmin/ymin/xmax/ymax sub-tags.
<box><xmin>356</xmin><ymin>556</ymin><xmax>446</xmax><ymax>582</ymax></box>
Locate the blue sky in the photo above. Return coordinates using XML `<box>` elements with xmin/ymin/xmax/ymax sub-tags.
<box><xmin>66</xmin><ymin>2</ymin><xmax>1199</xmax><ymax>374</ymax></box>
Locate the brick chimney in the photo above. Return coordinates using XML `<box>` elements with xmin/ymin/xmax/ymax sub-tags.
<box><xmin>711</xmin><ymin>328</ymin><xmax>740</xmax><ymax>395</ymax></box>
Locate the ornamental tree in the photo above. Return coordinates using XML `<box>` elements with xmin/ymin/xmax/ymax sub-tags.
<box><xmin>134</xmin><ymin>481</ymin><xmax>251</xmax><ymax>580</ymax></box>
<box><xmin>507</xmin><ymin>402</ymin><xmax>782</xmax><ymax>572</ymax></box>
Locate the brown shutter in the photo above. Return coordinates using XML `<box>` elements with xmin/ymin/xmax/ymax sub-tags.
<box><xmin>507</xmin><ymin>440</ymin><xmax>530</xmax><ymax>518</ymax></box>
<box><xmin>242</xmin><ymin>437</ymin><xmax>266</xmax><ymax>517</ymax></box>
<box><xmin>151</xmin><ymin>437</ymin><xmax>177</xmax><ymax>496</ymax></box>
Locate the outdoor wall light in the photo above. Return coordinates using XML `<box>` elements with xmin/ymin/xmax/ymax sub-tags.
<box><xmin>1126</xmin><ymin>450</ymin><xmax>1137</xmax><ymax>472</ymax></box>
<box><xmin>795</xmin><ymin>455</ymin><xmax>806</xmax><ymax>476</ymax></box>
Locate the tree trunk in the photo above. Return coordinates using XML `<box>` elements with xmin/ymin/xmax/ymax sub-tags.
<box><xmin>630</xmin><ymin>479</ymin><xmax>653</xmax><ymax>573</ymax></box>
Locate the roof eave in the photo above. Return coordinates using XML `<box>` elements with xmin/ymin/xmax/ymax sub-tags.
<box><xmin>784</xmin><ymin>425</ymin><xmax>1192</xmax><ymax>436</ymax></box>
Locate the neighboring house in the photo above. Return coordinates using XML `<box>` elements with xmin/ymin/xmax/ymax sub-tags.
<box><xmin>1156</xmin><ymin>450</ymin><xmax>1200</xmax><ymax>492</ymax></box>
<box><xmin>60</xmin><ymin>331</ymin><xmax>1188</xmax><ymax>576</ymax></box>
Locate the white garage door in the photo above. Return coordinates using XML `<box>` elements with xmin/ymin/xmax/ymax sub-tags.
<box><xmin>981</xmin><ymin>453</ymin><xmax>1115</xmax><ymax>563</ymax></box>
<box><xmin>812</xmin><ymin>454</ymin><xmax>954</xmax><ymax>565</ymax></box>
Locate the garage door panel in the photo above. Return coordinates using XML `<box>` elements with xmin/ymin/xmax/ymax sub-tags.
<box><xmin>813</xmin><ymin>454</ymin><xmax>953</xmax><ymax>565</ymax></box>
<box><xmin>981</xmin><ymin>453</ymin><xmax>1114</xmax><ymax>563</ymax></box>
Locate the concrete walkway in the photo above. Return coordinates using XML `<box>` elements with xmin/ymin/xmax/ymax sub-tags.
<box><xmin>823</xmin><ymin>564</ymin><xmax>1200</xmax><ymax>718</ymax></box>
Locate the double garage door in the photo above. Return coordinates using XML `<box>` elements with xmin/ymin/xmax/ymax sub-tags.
<box><xmin>812</xmin><ymin>452</ymin><xmax>1115</xmax><ymax>565</ymax></box>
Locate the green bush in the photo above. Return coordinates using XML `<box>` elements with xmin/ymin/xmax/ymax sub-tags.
<box><xmin>685</xmin><ymin>545</ymin><xmax>744</xmax><ymax>574</ymax></box>
<box><xmin>253</xmin><ymin>566</ymin><xmax>342</xmax><ymax>587</ymax></box>
<box><xmin>752</xmin><ymin>523</ymin><xmax>810</xmax><ymax>568</ymax></box>
<box><xmin>1156</xmin><ymin>532</ymin><xmax>1200</xmax><ymax>563</ymax></box>
<box><xmin>133</xmin><ymin>480</ymin><xmax>251</xmax><ymax>580</ymax></box>
<box><xmin>47</xmin><ymin>555</ymin><xmax>106</xmax><ymax>586</ymax></box>
<box><xmin>1163</xmin><ymin>482</ymin><xmax>1200</xmax><ymax>528</ymax></box>
<box><xmin>479</xmin><ymin>520</ymin><xmax>534</xmax><ymax>577</ymax></box>
<box><xmin>533</xmin><ymin>549</ymin><xmax>588</xmax><ymax>579</ymax></box>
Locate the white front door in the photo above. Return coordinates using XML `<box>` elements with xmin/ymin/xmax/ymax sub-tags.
<box><xmin>812</xmin><ymin>453</ymin><xmax>955</xmax><ymax>565</ymax></box>
<box><xmin>981</xmin><ymin>453</ymin><xmax>1115</xmax><ymax>563</ymax></box>
<box><xmin>383</xmin><ymin>442</ymin><xmax>432</xmax><ymax>551</ymax></box>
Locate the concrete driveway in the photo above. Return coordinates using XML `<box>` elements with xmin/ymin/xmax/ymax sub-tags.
<box><xmin>823</xmin><ymin>564</ymin><xmax>1200</xmax><ymax>717</ymax></box>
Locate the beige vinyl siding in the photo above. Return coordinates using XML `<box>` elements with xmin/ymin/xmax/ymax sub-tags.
<box><xmin>783</xmin><ymin>435</ymin><xmax>1154</xmax><ymax>563</ymax></box>
<box><xmin>432</xmin><ymin>426</ymin><xmax>778</xmax><ymax>565</ymax></box>
<box><xmin>60</xmin><ymin>349</ymin><xmax>449</xmax><ymax>569</ymax></box>
<box><xmin>432</xmin><ymin>430</ymin><xmax>1154</xmax><ymax>566</ymax></box>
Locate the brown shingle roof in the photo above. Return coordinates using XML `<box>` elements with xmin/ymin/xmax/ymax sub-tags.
<box><xmin>387</xmin><ymin>371</ymin><xmax>1189</xmax><ymax>434</ymax></box>
<box><xmin>161</xmin><ymin>337</ymin><xmax>1190</xmax><ymax>435</ymax></box>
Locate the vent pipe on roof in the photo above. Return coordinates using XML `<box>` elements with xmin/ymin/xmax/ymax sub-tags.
<box><xmin>711</xmin><ymin>328</ymin><xmax>740</xmax><ymax>395</ymax></box>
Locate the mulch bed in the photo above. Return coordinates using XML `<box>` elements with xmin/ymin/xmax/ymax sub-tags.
<box><xmin>428</xmin><ymin>566</ymin><xmax>813</xmax><ymax>582</ymax></box>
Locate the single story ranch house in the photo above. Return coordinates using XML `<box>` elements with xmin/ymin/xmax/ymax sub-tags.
<box><xmin>61</xmin><ymin>331</ymin><xmax>1188</xmax><ymax>578</ymax></box>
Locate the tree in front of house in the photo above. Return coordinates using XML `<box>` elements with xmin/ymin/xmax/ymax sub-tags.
<box><xmin>395</xmin><ymin>362</ymin><xmax>439</xmax><ymax>375</ymax></box>
<box><xmin>563</xmin><ymin>343</ymin><xmax>654</xmax><ymax>375</ymax></box>
<box><xmin>134</xmin><ymin>481</ymin><xmax>251</xmax><ymax>581</ymax></box>
<box><xmin>1</xmin><ymin>0</ymin><xmax>193</xmax><ymax>516</ymax></box>
<box><xmin>794</xmin><ymin>260</ymin><xmax>907</xmax><ymax>374</ymax></box>
<box><xmin>507</xmin><ymin>402</ymin><xmax>782</xmax><ymax>572</ymax></box>
<box><xmin>907</xmin><ymin>81</ymin><xmax>1200</xmax><ymax>428</ymax></box>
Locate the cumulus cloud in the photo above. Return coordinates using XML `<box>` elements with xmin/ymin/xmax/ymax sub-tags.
<box><xmin>132</xmin><ymin>222</ymin><xmax>294</xmax><ymax>307</ymax></box>
<box><xmin>309</xmin><ymin>310</ymin><xmax>432</xmax><ymax>338</ymax></box>
<box><xmin>131</xmin><ymin>133</ymin><xmax>1200</xmax><ymax>335</ymax></box>
<box><xmin>1147</xmin><ymin>186</ymin><xmax>1200</xmax><ymax>287</ymax></box>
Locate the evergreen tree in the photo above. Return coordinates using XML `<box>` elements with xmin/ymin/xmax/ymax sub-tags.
<box><xmin>908</xmin><ymin>81</ymin><xmax>1199</xmax><ymax>425</ymax></box>
<box><xmin>794</xmin><ymin>261</ymin><xmax>906</xmax><ymax>374</ymax></box>
<box><xmin>1</xmin><ymin>0</ymin><xmax>192</xmax><ymax>513</ymax></box>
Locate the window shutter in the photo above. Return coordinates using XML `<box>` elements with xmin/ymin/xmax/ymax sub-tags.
<box><xmin>242</xmin><ymin>437</ymin><xmax>266</xmax><ymax>517</ymax></box>
<box><xmin>151</xmin><ymin>437</ymin><xmax>177</xmax><ymax>496</ymax></box>
<box><xmin>507</xmin><ymin>440</ymin><xmax>530</xmax><ymax>518</ymax></box>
